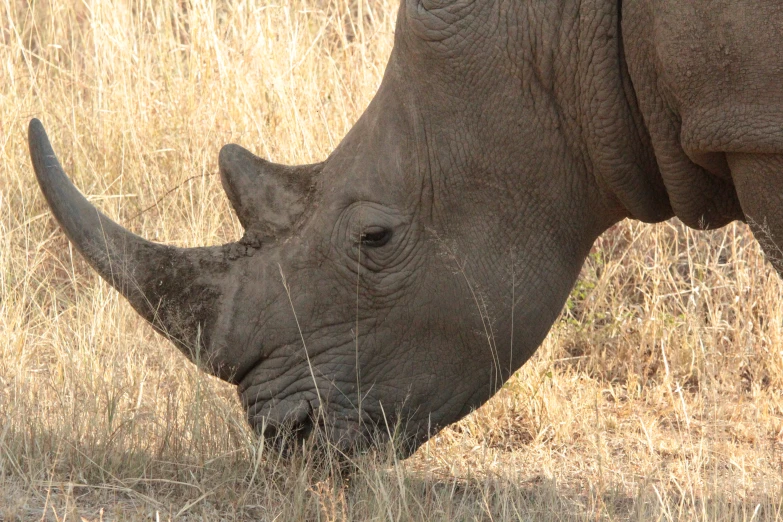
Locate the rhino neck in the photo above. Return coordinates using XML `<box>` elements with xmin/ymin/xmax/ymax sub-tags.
<box><xmin>576</xmin><ymin>0</ymin><xmax>674</xmax><ymax>224</ymax></box>
<box><xmin>515</xmin><ymin>0</ymin><xmax>673</xmax><ymax>225</ymax></box>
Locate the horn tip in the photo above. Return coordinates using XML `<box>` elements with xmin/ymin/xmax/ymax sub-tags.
<box><xmin>28</xmin><ymin>118</ymin><xmax>48</xmax><ymax>153</ymax></box>
<box><xmin>28</xmin><ymin>117</ymin><xmax>44</xmax><ymax>132</ymax></box>
<box><xmin>28</xmin><ymin>118</ymin><xmax>56</xmax><ymax>177</ymax></box>
<box><xmin>219</xmin><ymin>143</ymin><xmax>266</xmax><ymax>178</ymax></box>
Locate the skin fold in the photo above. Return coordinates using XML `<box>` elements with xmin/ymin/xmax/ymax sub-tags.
<box><xmin>29</xmin><ymin>0</ymin><xmax>783</xmax><ymax>456</ymax></box>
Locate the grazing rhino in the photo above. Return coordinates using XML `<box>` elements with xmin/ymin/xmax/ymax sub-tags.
<box><xmin>29</xmin><ymin>0</ymin><xmax>783</xmax><ymax>455</ymax></box>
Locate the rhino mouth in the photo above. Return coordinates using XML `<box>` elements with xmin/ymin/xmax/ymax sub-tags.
<box><xmin>244</xmin><ymin>397</ymin><xmax>383</xmax><ymax>453</ymax></box>
<box><xmin>239</xmin><ymin>371</ymin><xmax>418</xmax><ymax>455</ymax></box>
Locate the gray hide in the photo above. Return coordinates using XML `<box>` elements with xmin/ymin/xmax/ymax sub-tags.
<box><xmin>29</xmin><ymin>0</ymin><xmax>783</xmax><ymax>455</ymax></box>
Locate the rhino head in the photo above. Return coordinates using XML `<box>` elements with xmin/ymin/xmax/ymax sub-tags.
<box><xmin>29</xmin><ymin>0</ymin><xmax>651</xmax><ymax>455</ymax></box>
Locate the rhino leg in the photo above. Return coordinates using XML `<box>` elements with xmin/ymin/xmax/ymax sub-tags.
<box><xmin>728</xmin><ymin>153</ymin><xmax>783</xmax><ymax>274</ymax></box>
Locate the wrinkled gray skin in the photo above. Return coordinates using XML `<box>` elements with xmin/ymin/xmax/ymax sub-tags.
<box><xmin>29</xmin><ymin>0</ymin><xmax>783</xmax><ymax>456</ymax></box>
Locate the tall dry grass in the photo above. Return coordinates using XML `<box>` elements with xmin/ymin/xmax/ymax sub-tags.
<box><xmin>2</xmin><ymin>0</ymin><xmax>783</xmax><ymax>519</ymax></box>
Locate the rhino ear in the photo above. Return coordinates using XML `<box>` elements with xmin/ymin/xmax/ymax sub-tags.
<box><xmin>219</xmin><ymin>144</ymin><xmax>322</xmax><ymax>244</ymax></box>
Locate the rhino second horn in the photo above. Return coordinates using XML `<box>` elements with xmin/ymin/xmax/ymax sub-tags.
<box><xmin>28</xmin><ymin>119</ymin><xmax>241</xmax><ymax>382</ymax></box>
<box><xmin>218</xmin><ymin>143</ymin><xmax>322</xmax><ymax>243</ymax></box>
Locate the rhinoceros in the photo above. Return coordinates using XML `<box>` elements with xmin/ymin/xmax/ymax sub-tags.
<box><xmin>29</xmin><ymin>0</ymin><xmax>783</xmax><ymax>455</ymax></box>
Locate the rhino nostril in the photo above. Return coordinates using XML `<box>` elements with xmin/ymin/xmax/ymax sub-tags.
<box><xmin>289</xmin><ymin>399</ymin><xmax>315</xmax><ymax>442</ymax></box>
<box><xmin>257</xmin><ymin>399</ymin><xmax>314</xmax><ymax>445</ymax></box>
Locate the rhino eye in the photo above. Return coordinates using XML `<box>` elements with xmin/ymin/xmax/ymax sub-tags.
<box><xmin>360</xmin><ymin>226</ymin><xmax>392</xmax><ymax>248</ymax></box>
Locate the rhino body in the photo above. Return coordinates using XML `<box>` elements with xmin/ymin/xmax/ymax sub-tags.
<box><xmin>29</xmin><ymin>0</ymin><xmax>783</xmax><ymax>454</ymax></box>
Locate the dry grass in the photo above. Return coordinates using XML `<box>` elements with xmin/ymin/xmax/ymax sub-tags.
<box><xmin>2</xmin><ymin>0</ymin><xmax>783</xmax><ymax>519</ymax></box>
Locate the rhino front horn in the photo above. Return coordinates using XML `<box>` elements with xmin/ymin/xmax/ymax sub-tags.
<box><xmin>28</xmin><ymin>119</ymin><xmax>245</xmax><ymax>382</ymax></box>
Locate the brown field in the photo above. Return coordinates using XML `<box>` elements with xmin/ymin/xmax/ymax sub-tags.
<box><xmin>2</xmin><ymin>0</ymin><xmax>783</xmax><ymax>519</ymax></box>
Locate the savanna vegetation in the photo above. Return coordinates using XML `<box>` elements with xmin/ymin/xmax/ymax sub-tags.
<box><xmin>2</xmin><ymin>0</ymin><xmax>783</xmax><ymax>519</ymax></box>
